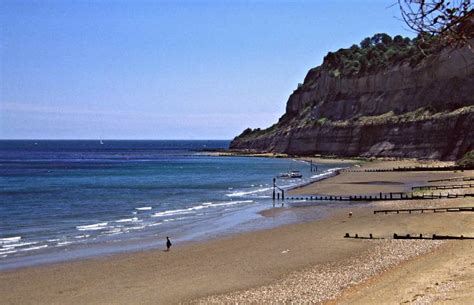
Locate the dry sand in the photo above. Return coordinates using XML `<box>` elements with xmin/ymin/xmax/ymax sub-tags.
<box><xmin>1</xmin><ymin>161</ymin><xmax>472</xmax><ymax>305</ymax></box>
<box><xmin>335</xmin><ymin>241</ymin><xmax>474</xmax><ymax>305</ymax></box>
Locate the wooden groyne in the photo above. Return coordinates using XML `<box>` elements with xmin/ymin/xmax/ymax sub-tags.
<box><xmin>284</xmin><ymin>192</ymin><xmax>473</xmax><ymax>202</ymax></box>
<box><xmin>374</xmin><ymin>206</ymin><xmax>474</xmax><ymax>214</ymax></box>
<box><xmin>412</xmin><ymin>183</ymin><xmax>474</xmax><ymax>191</ymax></box>
<box><xmin>428</xmin><ymin>176</ymin><xmax>474</xmax><ymax>183</ymax></box>
<box><xmin>393</xmin><ymin>233</ymin><xmax>474</xmax><ymax>240</ymax></box>
<box><xmin>342</xmin><ymin>166</ymin><xmax>472</xmax><ymax>173</ymax></box>
<box><xmin>344</xmin><ymin>233</ymin><xmax>474</xmax><ymax>240</ymax></box>
<box><xmin>344</xmin><ymin>233</ymin><xmax>382</xmax><ymax>239</ymax></box>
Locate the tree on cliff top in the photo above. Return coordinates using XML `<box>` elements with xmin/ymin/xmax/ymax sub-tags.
<box><xmin>320</xmin><ymin>32</ymin><xmax>441</xmax><ymax>77</ymax></box>
<box><xmin>398</xmin><ymin>0</ymin><xmax>473</xmax><ymax>46</ymax></box>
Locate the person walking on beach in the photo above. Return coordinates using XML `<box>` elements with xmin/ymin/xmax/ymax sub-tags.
<box><xmin>166</xmin><ymin>236</ymin><xmax>172</xmax><ymax>251</ymax></box>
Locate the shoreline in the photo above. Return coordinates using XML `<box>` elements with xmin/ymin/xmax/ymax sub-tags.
<box><xmin>1</xmin><ymin>160</ymin><xmax>472</xmax><ymax>304</ymax></box>
<box><xmin>2</xmin><ymin>195</ymin><xmax>472</xmax><ymax>304</ymax></box>
<box><xmin>200</xmin><ymin>149</ymin><xmax>364</xmax><ymax>164</ymax></box>
<box><xmin>0</xmin><ymin>156</ymin><xmax>352</xmax><ymax>272</ymax></box>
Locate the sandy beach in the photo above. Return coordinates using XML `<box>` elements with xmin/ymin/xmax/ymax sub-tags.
<box><xmin>290</xmin><ymin>160</ymin><xmax>458</xmax><ymax>196</ymax></box>
<box><xmin>1</xmin><ymin>160</ymin><xmax>472</xmax><ymax>304</ymax></box>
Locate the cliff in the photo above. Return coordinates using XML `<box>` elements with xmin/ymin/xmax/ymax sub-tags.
<box><xmin>230</xmin><ymin>38</ymin><xmax>474</xmax><ymax>160</ymax></box>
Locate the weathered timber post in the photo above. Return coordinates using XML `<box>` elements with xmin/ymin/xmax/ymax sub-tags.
<box><xmin>272</xmin><ymin>178</ymin><xmax>276</xmax><ymax>201</ymax></box>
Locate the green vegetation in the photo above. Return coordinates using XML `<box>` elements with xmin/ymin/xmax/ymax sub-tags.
<box><xmin>316</xmin><ymin>117</ymin><xmax>328</xmax><ymax>126</ymax></box>
<box><xmin>322</xmin><ymin>33</ymin><xmax>442</xmax><ymax>77</ymax></box>
<box><xmin>330</xmin><ymin>105</ymin><xmax>474</xmax><ymax>127</ymax></box>
<box><xmin>236</xmin><ymin>123</ymin><xmax>279</xmax><ymax>140</ymax></box>
<box><xmin>456</xmin><ymin>150</ymin><xmax>474</xmax><ymax>169</ymax></box>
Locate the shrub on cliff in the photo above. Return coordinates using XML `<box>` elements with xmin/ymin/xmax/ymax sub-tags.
<box><xmin>321</xmin><ymin>32</ymin><xmax>442</xmax><ymax>77</ymax></box>
<box><xmin>456</xmin><ymin>150</ymin><xmax>474</xmax><ymax>169</ymax></box>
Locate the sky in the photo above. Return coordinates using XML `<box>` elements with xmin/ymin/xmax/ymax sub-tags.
<box><xmin>0</xmin><ymin>0</ymin><xmax>413</xmax><ymax>140</ymax></box>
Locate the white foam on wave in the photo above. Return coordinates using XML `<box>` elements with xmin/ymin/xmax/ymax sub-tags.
<box><xmin>152</xmin><ymin>200</ymin><xmax>253</xmax><ymax>218</ymax></box>
<box><xmin>152</xmin><ymin>209</ymin><xmax>194</xmax><ymax>218</ymax></box>
<box><xmin>226</xmin><ymin>187</ymin><xmax>271</xmax><ymax>198</ymax></box>
<box><xmin>19</xmin><ymin>245</ymin><xmax>48</xmax><ymax>252</ymax></box>
<box><xmin>210</xmin><ymin>200</ymin><xmax>253</xmax><ymax>207</ymax></box>
<box><xmin>76</xmin><ymin>222</ymin><xmax>108</xmax><ymax>231</ymax></box>
<box><xmin>2</xmin><ymin>241</ymin><xmax>38</xmax><ymax>249</ymax></box>
<box><xmin>57</xmin><ymin>241</ymin><xmax>72</xmax><ymax>246</ymax></box>
<box><xmin>148</xmin><ymin>222</ymin><xmax>162</xmax><ymax>227</ymax></box>
<box><xmin>135</xmin><ymin>206</ymin><xmax>152</xmax><ymax>211</ymax></box>
<box><xmin>175</xmin><ymin>216</ymin><xmax>190</xmax><ymax>221</ymax></box>
<box><xmin>310</xmin><ymin>167</ymin><xmax>343</xmax><ymax>179</ymax></box>
<box><xmin>0</xmin><ymin>249</ymin><xmax>17</xmax><ymax>256</ymax></box>
<box><xmin>292</xmin><ymin>158</ymin><xmax>311</xmax><ymax>164</ymax></box>
<box><xmin>104</xmin><ymin>228</ymin><xmax>124</xmax><ymax>236</ymax></box>
<box><xmin>115</xmin><ymin>217</ymin><xmax>139</xmax><ymax>223</ymax></box>
<box><xmin>123</xmin><ymin>225</ymin><xmax>146</xmax><ymax>231</ymax></box>
<box><xmin>0</xmin><ymin>236</ymin><xmax>21</xmax><ymax>244</ymax></box>
<box><xmin>74</xmin><ymin>234</ymin><xmax>90</xmax><ymax>239</ymax></box>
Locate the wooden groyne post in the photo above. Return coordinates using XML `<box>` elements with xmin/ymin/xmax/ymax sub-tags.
<box><xmin>273</xmin><ymin>178</ymin><xmax>276</xmax><ymax>201</ymax></box>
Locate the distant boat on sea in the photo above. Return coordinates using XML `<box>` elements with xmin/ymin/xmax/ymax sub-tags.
<box><xmin>279</xmin><ymin>170</ymin><xmax>303</xmax><ymax>179</ymax></box>
<box><xmin>100</xmin><ymin>140</ymin><xmax>104</xmax><ymax>145</ymax></box>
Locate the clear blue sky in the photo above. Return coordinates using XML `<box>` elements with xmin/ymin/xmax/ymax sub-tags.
<box><xmin>1</xmin><ymin>0</ymin><xmax>412</xmax><ymax>140</ymax></box>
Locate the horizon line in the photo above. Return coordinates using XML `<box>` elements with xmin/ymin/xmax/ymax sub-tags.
<box><xmin>0</xmin><ymin>138</ymin><xmax>233</xmax><ymax>141</ymax></box>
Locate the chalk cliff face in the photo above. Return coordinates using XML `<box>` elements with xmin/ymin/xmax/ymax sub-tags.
<box><xmin>230</xmin><ymin>40</ymin><xmax>474</xmax><ymax>160</ymax></box>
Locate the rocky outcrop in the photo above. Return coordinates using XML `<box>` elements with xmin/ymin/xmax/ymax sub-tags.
<box><xmin>231</xmin><ymin>40</ymin><xmax>474</xmax><ymax>160</ymax></box>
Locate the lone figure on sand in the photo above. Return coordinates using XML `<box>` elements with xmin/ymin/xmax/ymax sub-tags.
<box><xmin>166</xmin><ymin>236</ymin><xmax>172</xmax><ymax>251</ymax></box>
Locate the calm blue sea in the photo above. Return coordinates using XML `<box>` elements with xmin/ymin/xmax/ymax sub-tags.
<box><xmin>0</xmin><ymin>140</ymin><xmax>350</xmax><ymax>270</ymax></box>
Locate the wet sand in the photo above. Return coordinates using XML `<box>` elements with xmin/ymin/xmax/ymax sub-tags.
<box><xmin>1</xmin><ymin>160</ymin><xmax>472</xmax><ymax>304</ymax></box>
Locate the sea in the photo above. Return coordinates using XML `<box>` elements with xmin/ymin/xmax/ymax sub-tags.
<box><xmin>0</xmin><ymin>140</ymin><xmax>354</xmax><ymax>270</ymax></box>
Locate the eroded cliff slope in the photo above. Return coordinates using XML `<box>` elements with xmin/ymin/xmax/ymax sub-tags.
<box><xmin>231</xmin><ymin>39</ymin><xmax>474</xmax><ymax>160</ymax></box>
